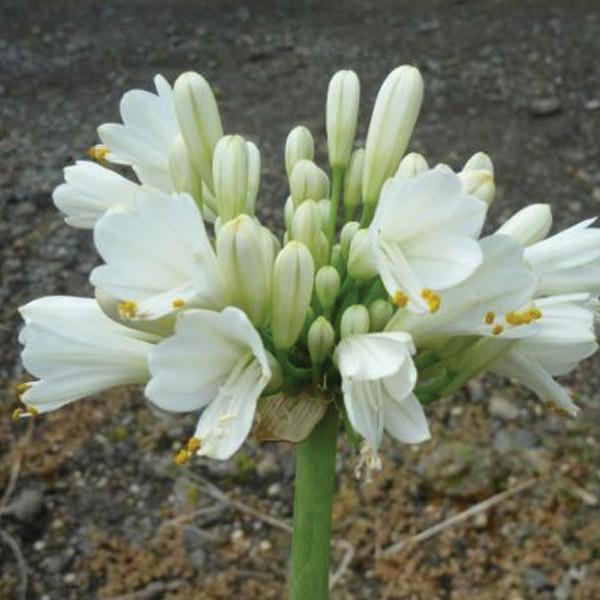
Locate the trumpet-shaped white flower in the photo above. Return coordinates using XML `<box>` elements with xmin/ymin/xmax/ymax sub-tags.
<box><xmin>490</xmin><ymin>294</ymin><xmax>598</xmax><ymax>415</ymax></box>
<box><xmin>52</xmin><ymin>161</ymin><xmax>140</xmax><ymax>229</ymax></box>
<box><xmin>17</xmin><ymin>296</ymin><xmax>155</xmax><ymax>414</ymax></box>
<box><xmin>524</xmin><ymin>218</ymin><xmax>600</xmax><ymax>296</ymax></box>
<box><xmin>146</xmin><ymin>307</ymin><xmax>272</xmax><ymax>460</ymax></box>
<box><xmin>98</xmin><ymin>75</ymin><xmax>180</xmax><ymax>191</ymax></box>
<box><xmin>388</xmin><ymin>235</ymin><xmax>538</xmax><ymax>343</ymax></box>
<box><xmin>370</xmin><ymin>169</ymin><xmax>486</xmax><ymax>313</ymax></box>
<box><xmin>334</xmin><ymin>332</ymin><xmax>430</xmax><ymax>470</ymax></box>
<box><xmin>91</xmin><ymin>188</ymin><xmax>226</xmax><ymax>320</ymax></box>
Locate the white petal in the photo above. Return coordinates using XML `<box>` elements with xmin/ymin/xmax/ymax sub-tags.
<box><xmin>383</xmin><ymin>394</ymin><xmax>431</xmax><ymax>444</ymax></box>
<box><xmin>342</xmin><ymin>378</ymin><xmax>385</xmax><ymax>451</ymax></box>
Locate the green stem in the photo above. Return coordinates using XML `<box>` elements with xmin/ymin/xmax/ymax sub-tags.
<box><xmin>326</xmin><ymin>168</ymin><xmax>344</xmax><ymax>249</ymax></box>
<box><xmin>291</xmin><ymin>405</ymin><xmax>339</xmax><ymax>600</ymax></box>
<box><xmin>359</xmin><ymin>202</ymin><xmax>376</xmax><ymax>228</ymax></box>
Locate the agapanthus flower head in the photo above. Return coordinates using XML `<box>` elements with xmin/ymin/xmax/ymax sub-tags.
<box><xmin>15</xmin><ymin>65</ymin><xmax>600</xmax><ymax>474</ymax></box>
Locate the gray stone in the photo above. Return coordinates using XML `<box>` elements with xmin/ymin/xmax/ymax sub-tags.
<box><xmin>529</xmin><ymin>97</ymin><xmax>562</xmax><ymax>116</ymax></box>
<box><xmin>494</xmin><ymin>428</ymin><xmax>539</xmax><ymax>454</ymax></box>
<box><xmin>489</xmin><ymin>395</ymin><xmax>520</xmax><ymax>421</ymax></box>
<box><xmin>523</xmin><ymin>567</ymin><xmax>549</xmax><ymax>591</ymax></box>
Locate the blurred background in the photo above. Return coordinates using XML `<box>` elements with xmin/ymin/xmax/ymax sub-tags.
<box><xmin>1</xmin><ymin>1</ymin><xmax>599</xmax><ymax>598</ymax></box>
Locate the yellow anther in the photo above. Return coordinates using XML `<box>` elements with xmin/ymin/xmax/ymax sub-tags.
<box><xmin>528</xmin><ymin>307</ymin><xmax>542</xmax><ymax>320</ymax></box>
<box><xmin>12</xmin><ymin>408</ymin><xmax>23</xmax><ymax>421</ymax></box>
<box><xmin>545</xmin><ymin>400</ymin><xmax>570</xmax><ymax>417</ymax></box>
<box><xmin>492</xmin><ymin>324</ymin><xmax>504</xmax><ymax>336</ymax></box>
<box><xmin>27</xmin><ymin>406</ymin><xmax>39</xmax><ymax>416</ymax></box>
<box><xmin>392</xmin><ymin>291</ymin><xmax>409</xmax><ymax>308</ymax></box>
<box><xmin>118</xmin><ymin>300</ymin><xmax>138</xmax><ymax>319</ymax></box>
<box><xmin>15</xmin><ymin>382</ymin><xmax>32</xmax><ymax>397</ymax></box>
<box><xmin>173</xmin><ymin>449</ymin><xmax>192</xmax><ymax>466</ymax></box>
<box><xmin>87</xmin><ymin>144</ymin><xmax>109</xmax><ymax>162</ymax></box>
<box><xmin>421</xmin><ymin>289</ymin><xmax>441</xmax><ymax>313</ymax></box>
<box><xmin>186</xmin><ymin>437</ymin><xmax>201</xmax><ymax>453</ymax></box>
<box><xmin>484</xmin><ymin>311</ymin><xmax>495</xmax><ymax>325</ymax></box>
<box><xmin>505</xmin><ymin>311</ymin><xmax>524</xmax><ymax>326</ymax></box>
<box><xmin>172</xmin><ymin>298</ymin><xmax>186</xmax><ymax>309</ymax></box>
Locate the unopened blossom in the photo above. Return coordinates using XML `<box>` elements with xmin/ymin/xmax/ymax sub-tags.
<box><xmin>496</xmin><ymin>203</ymin><xmax>553</xmax><ymax>246</ymax></box>
<box><xmin>285</xmin><ymin>126</ymin><xmax>314</xmax><ymax>179</ymax></box>
<box><xmin>395</xmin><ymin>152</ymin><xmax>429</xmax><ymax>180</ymax></box>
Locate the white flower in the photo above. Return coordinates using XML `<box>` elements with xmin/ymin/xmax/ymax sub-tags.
<box><xmin>91</xmin><ymin>187</ymin><xmax>226</xmax><ymax>320</ymax></box>
<box><xmin>17</xmin><ymin>296</ymin><xmax>155</xmax><ymax>414</ymax></box>
<box><xmin>524</xmin><ymin>218</ymin><xmax>600</xmax><ymax>296</ymax></box>
<box><xmin>52</xmin><ymin>160</ymin><xmax>139</xmax><ymax>229</ymax></box>
<box><xmin>146</xmin><ymin>307</ymin><xmax>272</xmax><ymax>460</ymax></box>
<box><xmin>388</xmin><ymin>234</ymin><xmax>538</xmax><ymax>344</ymax></box>
<box><xmin>490</xmin><ymin>294</ymin><xmax>598</xmax><ymax>415</ymax></box>
<box><xmin>98</xmin><ymin>75</ymin><xmax>180</xmax><ymax>191</ymax></box>
<box><xmin>334</xmin><ymin>332</ymin><xmax>430</xmax><ymax>471</ymax></box>
<box><xmin>370</xmin><ymin>168</ymin><xmax>486</xmax><ymax>313</ymax></box>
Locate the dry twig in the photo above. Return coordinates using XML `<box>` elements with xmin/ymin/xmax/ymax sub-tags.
<box><xmin>379</xmin><ymin>478</ymin><xmax>538</xmax><ymax>558</ymax></box>
<box><xmin>106</xmin><ymin>579</ymin><xmax>186</xmax><ymax>600</ymax></box>
<box><xmin>0</xmin><ymin>529</ymin><xmax>28</xmax><ymax>600</ymax></box>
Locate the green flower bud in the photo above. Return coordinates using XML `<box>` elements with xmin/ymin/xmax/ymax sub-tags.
<box><xmin>315</xmin><ymin>266</ymin><xmax>341</xmax><ymax>311</ymax></box>
<box><xmin>340</xmin><ymin>221</ymin><xmax>360</xmax><ymax>260</ymax></box>
<box><xmin>330</xmin><ymin>244</ymin><xmax>344</xmax><ymax>274</ymax></box>
<box><xmin>326</xmin><ymin>70</ymin><xmax>360</xmax><ymax>169</ymax></box>
<box><xmin>290</xmin><ymin>159</ymin><xmax>330</xmax><ymax>208</ymax></box>
<box><xmin>395</xmin><ymin>152</ymin><xmax>429</xmax><ymax>180</ymax></box>
<box><xmin>173</xmin><ymin>71</ymin><xmax>223</xmax><ymax>191</ymax></box>
<box><xmin>272</xmin><ymin>241</ymin><xmax>315</xmax><ymax>350</ymax></box>
<box><xmin>285</xmin><ymin>126</ymin><xmax>314</xmax><ymax>179</ymax></box>
<box><xmin>317</xmin><ymin>199</ymin><xmax>331</xmax><ymax>232</ymax></box>
<box><xmin>308</xmin><ymin>316</ymin><xmax>336</xmax><ymax>365</ymax></box>
<box><xmin>343</xmin><ymin>149</ymin><xmax>364</xmax><ymax>216</ymax></box>
<box><xmin>340</xmin><ymin>304</ymin><xmax>370</xmax><ymax>337</ymax></box>
<box><xmin>216</xmin><ymin>214</ymin><xmax>274</xmax><ymax>327</ymax></box>
<box><xmin>363</xmin><ymin>66</ymin><xmax>423</xmax><ymax>207</ymax></box>
<box><xmin>347</xmin><ymin>229</ymin><xmax>377</xmax><ymax>280</ymax></box>
<box><xmin>368</xmin><ymin>299</ymin><xmax>394</xmax><ymax>331</ymax></box>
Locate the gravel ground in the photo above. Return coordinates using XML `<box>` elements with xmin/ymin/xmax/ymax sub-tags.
<box><xmin>1</xmin><ymin>1</ymin><xmax>600</xmax><ymax>598</ymax></box>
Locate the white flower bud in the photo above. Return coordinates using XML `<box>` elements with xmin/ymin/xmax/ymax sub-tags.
<box><xmin>496</xmin><ymin>204</ymin><xmax>552</xmax><ymax>246</ymax></box>
<box><xmin>340</xmin><ymin>304</ymin><xmax>370</xmax><ymax>338</ymax></box>
<box><xmin>308</xmin><ymin>317</ymin><xmax>336</xmax><ymax>365</ymax></box>
<box><xmin>284</xmin><ymin>196</ymin><xmax>295</xmax><ymax>231</ymax></box>
<box><xmin>340</xmin><ymin>221</ymin><xmax>360</xmax><ymax>260</ymax></box>
<box><xmin>327</xmin><ymin>70</ymin><xmax>360</xmax><ymax>169</ymax></box>
<box><xmin>463</xmin><ymin>151</ymin><xmax>494</xmax><ymax>174</ymax></box>
<box><xmin>168</xmin><ymin>134</ymin><xmax>202</xmax><ymax>202</ymax></box>
<box><xmin>363</xmin><ymin>66</ymin><xmax>424</xmax><ymax>206</ymax></box>
<box><xmin>216</xmin><ymin>214</ymin><xmax>274</xmax><ymax>327</ymax></box>
<box><xmin>368</xmin><ymin>299</ymin><xmax>394</xmax><ymax>332</ymax></box>
<box><xmin>330</xmin><ymin>244</ymin><xmax>344</xmax><ymax>274</ymax></box>
<box><xmin>285</xmin><ymin>126</ymin><xmax>314</xmax><ymax>179</ymax></box>
<box><xmin>317</xmin><ymin>199</ymin><xmax>331</xmax><ymax>232</ymax></box>
<box><xmin>458</xmin><ymin>169</ymin><xmax>495</xmax><ymax>207</ymax></box>
<box><xmin>271</xmin><ymin>241</ymin><xmax>315</xmax><ymax>350</ymax></box>
<box><xmin>343</xmin><ymin>148</ymin><xmax>364</xmax><ymax>218</ymax></box>
<box><xmin>290</xmin><ymin>159</ymin><xmax>330</xmax><ymax>208</ymax></box>
<box><xmin>291</xmin><ymin>199</ymin><xmax>321</xmax><ymax>259</ymax></box>
<box><xmin>265</xmin><ymin>352</ymin><xmax>284</xmax><ymax>394</ymax></box>
<box><xmin>245</xmin><ymin>140</ymin><xmax>261</xmax><ymax>215</ymax></box>
<box><xmin>213</xmin><ymin>135</ymin><xmax>250</xmax><ymax>222</ymax></box>
<box><xmin>395</xmin><ymin>152</ymin><xmax>429</xmax><ymax>180</ymax></box>
<box><xmin>315</xmin><ymin>266</ymin><xmax>341</xmax><ymax>311</ymax></box>
<box><xmin>347</xmin><ymin>229</ymin><xmax>377</xmax><ymax>280</ymax></box>
<box><xmin>173</xmin><ymin>71</ymin><xmax>223</xmax><ymax>191</ymax></box>
<box><xmin>315</xmin><ymin>232</ymin><xmax>330</xmax><ymax>270</ymax></box>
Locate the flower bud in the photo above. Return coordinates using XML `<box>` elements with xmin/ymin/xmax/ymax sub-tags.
<box><xmin>285</xmin><ymin>126</ymin><xmax>314</xmax><ymax>179</ymax></box>
<box><xmin>496</xmin><ymin>204</ymin><xmax>552</xmax><ymax>246</ymax></box>
<box><xmin>245</xmin><ymin>140</ymin><xmax>261</xmax><ymax>215</ymax></box>
<box><xmin>458</xmin><ymin>169</ymin><xmax>495</xmax><ymax>207</ymax></box>
<box><xmin>330</xmin><ymin>244</ymin><xmax>344</xmax><ymax>274</ymax></box>
<box><xmin>168</xmin><ymin>134</ymin><xmax>202</xmax><ymax>203</ymax></box>
<box><xmin>265</xmin><ymin>352</ymin><xmax>283</xmax><ymax>394</ymax></box>
<box><xmin>272</xmin><ymin>241</ymin><xmax>315</xmax><ymax>349</ymax></box>
<box><xmin>368</xmin><ymin>299</ymin><xmax>394</xmax><ymax>332</ymax></box>
<box><xmin>363</xmin><ymin>66</ymin><xmax>424</xmax><ymax>206</ymax></box>
<box><xmin>315</xmin><ymin>266</ymin><xmax>341</xmax><ymax>311</ymax></box>
<box><xmin>343</xmin><ymin>149</ymin><xmax>365</xmax><ymax>217</ymax></box>
<box><xmin>173</xmin><ymin>71</ymin><xmax>223</xmax><ymax>190</ymax></box>
<box><xmin>318</xmin><ymin>199</ymin><xmax>331</xmax><ymax>232</ymax></box>
<box><xmin>340</xmin><ymin>221</ymin><xmax>360</xmax><ymax>260</ymax></box>
<box><xmin>213</xmin><ymin>135</ymin><xmax>250</xmax><ymax>222</ymax></box>
<box><xmin>327</xmin><ymin>70</ymin><xmax>360</xmax><ymax>169</ymax></box>
<box><xmin>395</xmin><ymin>152</ymin><xmax>429</xmax><ymax>180</ymax></box>
<box><xmin>347</xmin><ymin>229</ymin><xmax>377</xmax><ymax>280</ymax></box>
<box><xmin>315</xmin><ymin>232</ymin><xmax>330</xmax><ymax>270</ymax></box>
<box><xmin>216</xmin><ymin>214</ymin><xmax>274</xmax><ymax>327</ymax></box>
<box><xmin>341</xmin><ymin>304</ymin><xmax>370</xmax><ymax>338</ymax></box>
<box><xmin>463</xmin><ymin>151</ymin><xmax>494</xmax><ymax>174</ymax></box>
<box><xmin>291</xmin><ymin>199</ymin><xmax>321</xmax><ymax>259</ymax></box>
<box><xmin>290</xmin><ymin>159</ymin><xmax>330</xmax><ymax>208</ymax></box>
<box><xmin>308</xmin><ymin>317</ymin><xmax>336</xmax><ymax>365</ymax></box>
<box><xmin>284</xmin><ymin>196</ymin><xmax>295</xmax><ymax>231</ymax></box>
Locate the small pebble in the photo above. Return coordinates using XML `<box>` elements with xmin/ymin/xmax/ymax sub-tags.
<box><xmin>529</xmin><ymin>97</ymin><xmax>562</xmax><ymax>116</ymax></box>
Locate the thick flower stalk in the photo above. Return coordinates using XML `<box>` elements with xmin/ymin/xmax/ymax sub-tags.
<box><xmin>16</xmin><ymin>66</ymin><xmax>600</xmax><ymax>600</ymax></box>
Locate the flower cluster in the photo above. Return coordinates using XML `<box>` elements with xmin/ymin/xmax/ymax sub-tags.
<box><xmin>17</xmin><ymin>66</ymin><xmax>600</xmax><ymax>472</ymax></box>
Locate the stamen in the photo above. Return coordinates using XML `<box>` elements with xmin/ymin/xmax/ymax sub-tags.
<box><xmin>545</xmin><ymin>400</ymin><xmax>571</xmax><ymax>417</ymax></box>
<box><xmin>172</xmin><ymin>298</ymin><xmax>186</xmax><ymax>309</ymax></box>
<box><xmin>484</xmin><ymin>311</ymin><xmax>495</xmax><ymax>325</ymax></box>
<box><xmin>421</xmin><ymin>289</ymin><xmax>441</xmax><ymax>313</ymax></box>
<box><xmin>12</xmin><ymin>405</ymin><xmax>38</xmax><ymax>420</ymax></box>
<box><xmin>87</xmin><ymin>144</ymin><xmax>109</xmax><ymax>162</ymax></box>
<box><xmin>118</xmin><ymin>300</ymin><xmax>138</xmax><ymax>319</ymax></box>
<box><xmin>186</xmin><ymin>437</ymin><xmax>201</xmax><ymax>453</ymax></box>
<box><xmin>15</xmin><ymin>382</ymin><xmax>32</xmax><ymax>397</ymax></box>
<box><xmin>505</xmin><ymin>311</ymin><xmax>524</xmax><ymax>326</ymax></box>
<box><xmin>173</xmin><ymin>437</ymin><xmax>202</xmax><ymax>466</ymax></box>
<box><xmin>492</xmin><ymin>324</ymin><xmax>504</xmax><ymax>336</ymax></box>
<box><xmin>505</xmin><ymin>307</ymin><xmax>543</xmax><ymax>327</ymax></box>
<box><xmin>12</xmin><ymin>408</ymin><xmax>23</xmax><ymax>421</ymax></box>
<box><xmin>392</xmin><ymin>291</ymin><xmax>408</xmax><ymax>308</ymax></box>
